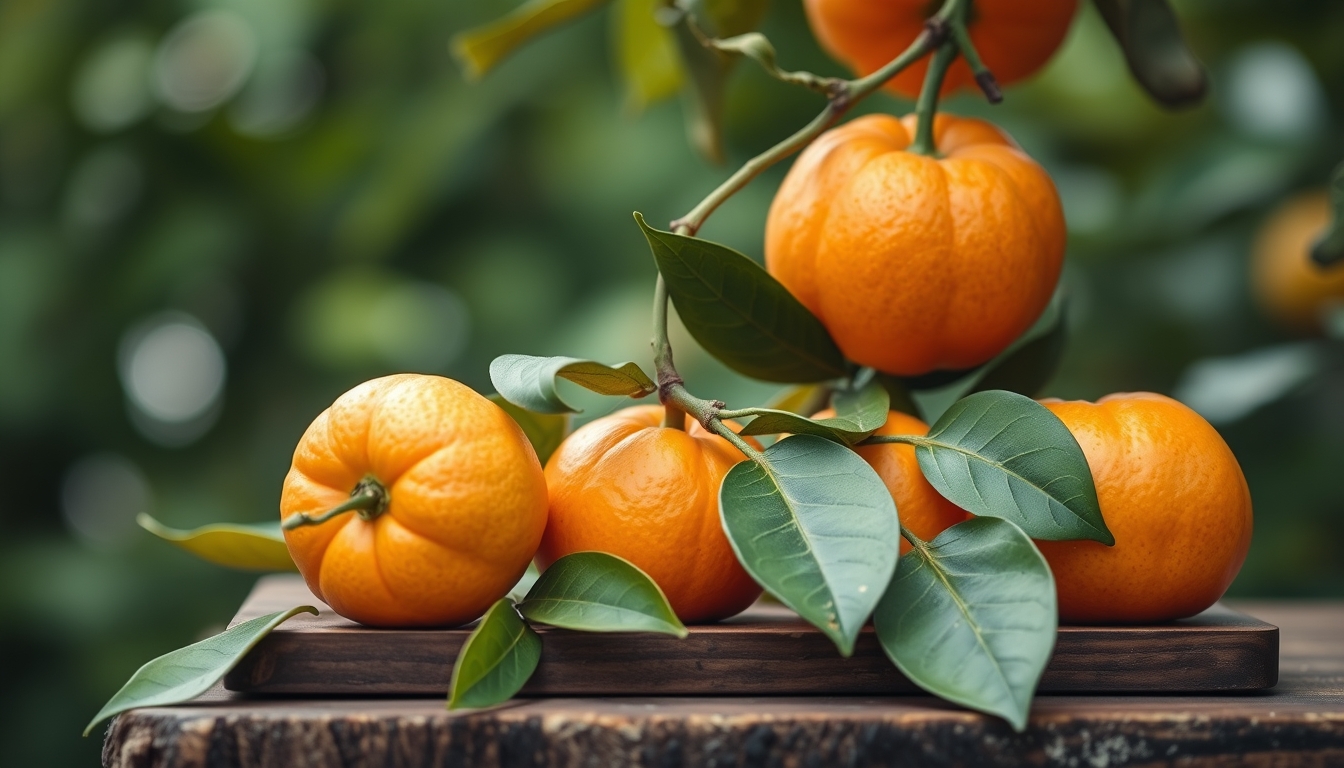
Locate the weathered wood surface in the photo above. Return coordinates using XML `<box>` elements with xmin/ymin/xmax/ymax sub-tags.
<box><xmin>103</xmin><ymin>602</ymin><xmax>1342</xmax><ymax>768</ymax></box>
<box><xmin>224</xmin><ymin>575</ymin><xmax>1278</xmax><ymax>695</ymax></box>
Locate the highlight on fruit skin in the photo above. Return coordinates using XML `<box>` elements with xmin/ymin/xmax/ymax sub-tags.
<box><xmin>1251</xmin><ymin>190</ymin><xmax>1344</xmax><ymax>333</ymax></box>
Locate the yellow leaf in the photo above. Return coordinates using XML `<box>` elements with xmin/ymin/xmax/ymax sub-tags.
<box><xmin>138</xmin><ymin>513</ymin><xmax>297</xmax><ymax>572</ymax></box>
<box><xmin>614</xmin><ymin>0</ymin><xmax>683</xmax><ymax>113</ymax></box>
<box><xmin>452</xmin><ymin>0</ymin><xmax>612</xmax><ymax>81</ymax></box>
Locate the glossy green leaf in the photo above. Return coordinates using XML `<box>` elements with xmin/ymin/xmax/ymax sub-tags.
<box><xmin>84</xmin><ymin>606</ymin><xmax>317</xmax><ymax>736</ymax></box>
<box><xmin>1094</xmin><ymin>0</ymin><xmax>1206</xmax><ymax>108</ymax></box>
<box><xmin>137</xmin><ymin>514</ymin><xmax>296</xmax><ymax>572</ymax></box>
<box><xmin>719</xmin><ymin>435</ymin><xmax>899</xmax><ymax>655</ymax></box>
<box><xmin>447</xmin><ymin>599</ymin><xmax>542</xmax><ymax>710</ymax></box>
<box><xmin>489</xmin><ymin>394</ymin><xmax>570</xmax><ymax>464</ymax></box>
<box><xmin>490</xmin><ymin>354</ymin><xmax>656</xmax><ymax>414</ymax></box>
<box><xmin>739</xmin><ymin>377</ymin><xmax>889</xmax><ymax>444</ymax></box>
<box><xmin>875</xmin><ymin>517</ymin><xmax>1056</xmax><ymax>732</ymax></box>
<box><xmin>518</xmin><ymin>551</ymin><xmax>688</xmax><ymax>636</ymax></box>
<box><xmin>636</xmin><ymin>213</ymin><xmax>847</xmax><ymax>383</ymax></box>
<box><xmin>1311</xmin><ymin>161</ymin><xmax>1344</xmax><ymax>268</ymax></box>
<box><xmin>614</xmin><ymin>0</ymin><xmax>683</xmax><ymax>112</ymax></box>
<box><xmin>451</xmin><ymin>0</ymin><xmax>611</xmax><ymax>81</ymax></box>
<box><xmin>915</xmin><ymin>390</ymin><xmax>1112</xmax><ymax>544</ymax></box>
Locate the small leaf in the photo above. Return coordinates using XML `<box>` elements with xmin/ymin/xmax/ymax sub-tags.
<box><xmin>875</xmin><ymin>517</ymin><xmax>1056</xmax><ymax>732</ymax></box>
<box><xmin>708</xmin><ymin>32</ymin><xmax>831</xmax><ymax>93</ymax></box>
<box><xmin>739</xmin><ymin>377</ymin><xmax>889</xmax><ymax>444</ymax></box>
<box><xmin>518</xmin><ymin>551</ymin><xmax>688</xmax><ymax>637</ymax></box>
<box><xmin>636</xmin><ymin>213</ymin><xmax>847</xmax><ymax>383</ymax></box>
<box><xmin>1311</xmin><ymin>161</ymin><xmax>1344</xmax><ymax>268</ymax></box>
<box><xmin>84</xmin><ymin>606</ymin><xmax>317</xmax><ymax>736</ymax></box>
<box><xmin>448</xmin><ymin>599</ymin><xmax>542</xmax><ymax>710</ymax></box>
<box><xmin>489</xmin><ymin>394</ymin><xmax>570</xmax><ymax>464</ymax></box>
<box><xmin>137</xmin><ymin>514</ymin><xmax>296</xmax><ymax>572</ymax></box>
<box><xmin>916</xmin><ymin>390</ymin><xmax>1113</xmax><ymax>544</ymax></box>
<box><xmin>719</xmin><ymin>435</ymin><xmax>899</xmax><ymax>655</ymax></box>
<box><xmin>490</xmin><ymin>354</ymin><xmax>656</xmax><ymax>414</ymax></box>
<box><xmin>451</xmin><ymin>0</ymin><xmax>612</xmax><ymax>81</ymax></box>
<box><xmin>764</xmin><ymin>384</ymin><xmax>830</xmax><ymax>415</ymax></box>
<box><xmin>1094</xmin><ymin>0</ymin><xmax>1206</xmax><ymax>108</ymax></box>
<box><xmin>614</xmin><ymin>0</ymin><xmax>684</xmax><ymax>112</ymax></box>
<box><xmin>665</xmin><ymin>0</ymin><xmax>765</xmax><ymax>161</ymax></box>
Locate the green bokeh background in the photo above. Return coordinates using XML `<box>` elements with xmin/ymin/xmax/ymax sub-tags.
<box><xmin>2</xmin><ymin>0</ymin><xmax>1342</xmax><ymax>763</ymax></box>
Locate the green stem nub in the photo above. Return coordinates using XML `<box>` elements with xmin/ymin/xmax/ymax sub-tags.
<box><xmin>282</xmin><ymin>476</ymin><xmax>389</xmax><ymax>531</ymax></box>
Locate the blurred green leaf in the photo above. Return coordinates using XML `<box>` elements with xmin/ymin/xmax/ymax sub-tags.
<box><xmin>1094</xmin><ymin>0</ymin><xmax>1206</xmax><ymax>108</ymax></box>
<box><xmin>738</xmin><ymin>377</ymin><xmax>889</xmax><ymax>444</ymax></box>
<box><xmin>84</xmin><ymin>606</ymin><xmax>317</xmax><ymax>736</ymax></box>
<box><xmin>490</xmin><ymin>354</ymin><xmax>656</xmax><ymax>414</ymax></box>
<box><xmin>636</xmin><ymin>213</ymin><xmax>847</xmax><ymax>383</ymax></box>
<box><xmin>1311</xmin><ymin>161</ymin><xmax>1344</xmax><ymax>268</ymax></box>
<box><xmin>875</xmin><ymin>518</ymin><xmax>1056</xmax><ymax>732</ymax></box>
<box><xmin>489</xmin><ymin>394</ymin><xmax>570</xmax><ymax>464</ymax></box>
<box><xmin>614</xmin><ymin>0</ymin><xmax>684</xmax><ymax>112</ymax></box>
<box><xmin>518</xmin><ymin>551</ymin><xmax>688</xmax><ymax>636</ymax></box>
<box><xmin>447</xmin><ymin>599</ymin><xmax>542</xmax><ymax>710</ymax></box>
<box><xmin>137</xmin><ymin>514</ymin><xmax>297</xmax><ymax>573</ymax></box>
<box><xmin>914</xmin><ymin>390</ymin><xmax>1112</xmax><ymax>544</ymax></box>
<box><xmin>452</xmin><ymin>0</ymin><xmax>612</xmax><ymax>81</ymax></box>
<box><xmin>719</xmin><ymin>435</ymin><xmax>898</xmax><ymax>656</ymax></box>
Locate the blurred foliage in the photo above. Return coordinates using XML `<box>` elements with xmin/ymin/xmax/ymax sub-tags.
<box><xmin>2</xmin><ymin>0</ymin><xmax>1344</xmax><ymax>764</ymax></box>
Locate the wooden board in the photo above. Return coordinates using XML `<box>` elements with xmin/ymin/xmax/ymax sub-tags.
<box><xmin>222</xmin><ymin>575</ymin><xmax>1278</xmax><ymax>696</ymax></box>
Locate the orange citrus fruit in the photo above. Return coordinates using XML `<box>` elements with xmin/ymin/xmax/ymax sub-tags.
<box><xmin>1036</xmin><ymin>393</ymin><xmax>1253</xmax><ymax>624</ymax></box>
<box><xmin>1251</xmin><ymin>190</ymin><xmax>1344</xmax><ymax>332</ymax></box>
<box><xmin>537</xmin><ymin>405</ymin><xmax>762</xmax><ymax>623</ymax></box>
<box><xmin>804</xmin><ymin>0</ymin><xmax>1076</xmax><ymax>99</ymax></box>
<box><xmin>766</xmin><ymin>112</ymin><xmax>1065</xmax><ymax>376</ymax></box>
<box><xmin>280</xmin><ymin>374</ymin><xmax>548</xmax><ymax>627</ymax></box>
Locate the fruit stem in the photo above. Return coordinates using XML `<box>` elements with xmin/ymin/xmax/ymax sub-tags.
<box><xmin>282</xmin><ymin>476</ymin><xmax>389</xmax><ymax>530</ymax></box>
<box><xmin>651</xmin><ymin>275</ymin><xmax>688</xmax><ymax>432</ymax></box>
<box><xmin>909</xmin><ymin>40</ymin><xmax>957</xmax><ymax>156</ymax></box>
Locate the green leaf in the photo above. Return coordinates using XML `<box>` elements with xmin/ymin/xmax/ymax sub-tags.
<box><xmin>698</xmin><ymin>0</ymin><xmax>771</xmax><ymax>38</ymax></box>
<box><xmin>614</xmin><ymin>0</ymin><xmax>684</xmax><ymax>112</ymax></box>
<box><xmin>447</xmin><ymin>599</ymin><xmax>542</xmax><ymax>710</ymax></box>
<box><xmin>738</xmin><ymin>377</ymin><xmax>889</xmax><ymax>444</ymax></box>
<box><xmin>84</xmin><ymin>606</ymin><xmax>317</xmax><ymax>736</ymax></box>
<box><xmin>137</xmin><ymin>514</ymin><xmax>297</xmax><ymax>572</ymax></box>
<box><xmin>490</xmin><ymin>354</ymin><xmax>656</xmax><ymax>414</ymax></box>
<box><xmin>664</xmin><ymin>0</ymin><xmax>766</xmax><ymax>162</ymax></box>
<box><xmin>719</xmin><ymin>435</ymin><xmax>899</xmax><ymax>655</ymax></box>
<box><xmin>635</xmin><ymin>213</ymin><xmax>847</xmax><ymax>383</ymax></box>
<box><xmin>1094</xmin><ymin>0</ymin><xmax>1206</xmax><ymax>108</ymax></box>
<box><xmin>875</xmin><ymin>517</ymin><xmax>1056</xmax><ymax>732</ymax></box>
<box><xmin>915</xmin><ymin>390</ymin><xmax>1113</xmax><ymax>544</ymax></box>
<box><xmin>1311</xmin><ymin>161</ymin><xmax>1344</xmax><ymax>268</ymax></box>
<box><xmin>451</xmin><ymin>0</ymin><xmax>612</xmax><ymax>81</ymax></box>
<box><xmin>518</xmin><ymin>551</ymin><xmax>688</xmax><ymax>636</ymax></box>
<box><xmin>489</xmin><ymin>394</ymin><xmax>570</xmax><ymax>465</ymax></box>
<box><xmin>764</xmin><ymin>384</ymin><xmax>830</xmax><ymax>415</ymax></box>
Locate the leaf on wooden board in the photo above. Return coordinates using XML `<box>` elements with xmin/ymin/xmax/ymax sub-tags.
<box><xmin>875</xmin><ymin>517</ymin><xmax>1057</xmax><ymax>732</ymax></box>
<box><xmin>636</xmin><ymin>213</ymin><xmax>847</xmax><ymax>383</ymax></box>
<box><xmin>614</xmin><ymin>0</ymin><xmax>684</xmax><ymax>112</ymax></box>
<box><xmin>84</xmin><ymin>606</ymin><xmax>318</xmax><ymax>736</ymax></box>
<box><xmin>518</xmin><ymin>551</ymin><xmax>687</xmax><ymax>636</ymax></box>
<box><xmin>1093</xmin><ymin>0</ymin><xmax>1206</xmax><ymax>108</ymax></box>
<box><xmin>739</xmin><ymin>377</ymin><xmax>889</xmax><ymax>444</ymax></box>
<box><xmin>452</xmin><ymin>0</ymin><xmax>612</xmax><ymax>81</ymax></box>
<box><xmin>137</xmin><ymin>514</ymin><xmax>297</xmax><ymax>572</ymax></box>
<box><xmin>490</xmin><ymin>354</ymin><xmax>656</xmax><ymax>414</ymax></box>
<box><xmin>719</xmin><ymin>435</ymin><xmax>899</xmax><ymax>656</ymax></box>
<box><xmin>1311</xmin><ymin>161</ymin><xmax>1344</xmax><ymax>268</ymax></box>
<box><xmin>489</xmin><ymin>394</ymin><xmax>570</xmax><ymax>464</ymax></box>
<box><xmin>448</xmin><ymin>599</ymin><xmax>542</xmax><ymax>710</ymax></box>
<box><xmin>915</xmin><ymin>390</ymin><xmax>1113</xmax><ymax>544</ymax></box>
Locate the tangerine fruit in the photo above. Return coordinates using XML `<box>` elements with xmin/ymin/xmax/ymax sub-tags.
<box><xmin>280</xmin><ymin>374</ymin><xmax>548</xmax><ymax>627</ymax></box>
<box><xmin>537</xmin><ymin>405</ymin><xmax>762</xmax><ymax>622</ymax></box>
<box><xmin>1251</xmin><ymin>190</ymin><xmax>1344</xmax><ymax>333</ymax></box>
<box><xmin>1036</xmin><ymin>393</ymin><xmax>1253</xmax><ymax>624</ymax></box>
<box><xmin>766</xmin><ymin>112</ymin><xmax>1065</xmax><ymax>376</ymax></box>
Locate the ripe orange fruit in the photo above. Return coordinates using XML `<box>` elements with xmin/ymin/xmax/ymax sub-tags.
<box><xmin>1251</xmin><ymin>190</ymin><xmax>1344</xmax><ymax>332</ymax></box>
<box><xmin>1035</xmin><ymin>393</ymin><xmax>1253</xmax><ymax>624</ymax></box>
<box><xmin>280</xmin><ymin>374</ymin><xmax>548</xmax><ymax>627</ymax></box>
<box><xmin>537</xmin><ymin>405</ymin><xmax>762</xmax><ymax>622</ymax></box>
<box><xmin>815</xmin><ymin>408</ymin><xmax>967</xmax><ymax>553</ymax></box>
<box><xmin>804</xmin><ymin>0</ymin><xmax>1076</xmax><ymax>99</ymax></box>
<box><xmin>766</xmin><ymin>113</ymin><xmax>1065</xmax><ymax>376</ymax></box>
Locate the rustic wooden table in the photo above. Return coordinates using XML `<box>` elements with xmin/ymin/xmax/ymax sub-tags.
<box><xmin>102</xmin><ymin>602</ymin><xmax>1343</xmax><ymax>768</ymax></box>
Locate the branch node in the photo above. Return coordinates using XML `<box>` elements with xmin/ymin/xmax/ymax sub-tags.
<box><xmin>975</xmin><ymin>71</ymin><xmax>1003</xmax><ymax>104</ymax></box>
<box><xmin>924</xmin><ymin>17</ymin><xmax>952</xmax><ymax>46</ymax></box>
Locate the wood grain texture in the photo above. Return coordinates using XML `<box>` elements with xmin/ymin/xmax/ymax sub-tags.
<box><xmin>222</xmin><ymin>575</ymin><xmax>1278</xmax><ymax>695</ymax></box>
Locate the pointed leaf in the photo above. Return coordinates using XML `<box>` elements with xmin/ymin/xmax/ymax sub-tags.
<box><xmin>519</xmin><ymin>551</ymin><xmax>687</xmax><ymax>636</ymax></box>
<box><xmin>448</xmin><ymin>599</ymin><xmax>542</xmax><ymax>710</ymax></box>
<box><xmin>1311</xmin><ymin>161</ymin><xmax>1344</xmax><ymax>267</ymax></box>
<box><xmin>451</xmin><ymin>0</ymin><xmax>611</xmax><ymax>81</ymax></box>
<box><xmin>84</xmin><ymin>606</ymin><xmax>317</xmax><ymax>736</ymax></box>
<box><xmin>1094</xmin><ymin>0</ymin><xmax>1206</xmax><ymax>108</ymax></box>
<box><xmin>490</xmin><ymin>354</ymin><xmax>656</xmax><ymax>414</ymax></box>
<box><xmin>636</xmin><ymin>213</ymin><xmax>847</xmax><ymax>383</ymax></box>
<box><xmin>489</xmin><ymin>394</ymin><xmax>570</xmax><ymax>464</ymax></box>
<box><xmin>614</xmin><ymin>0</ymin><xmax>684</xmax><ymax>112</ymax></box>
<box><xmin>915</xmin><ymin>390</ymin><xmax>1112</xmax><ymax>544</ymax></box>
<box><xmin>875</xmin><ymin>517</ymin><xmax>1056</xmax><ymax>732</ymax></box>
<box><xmin>739</xmin><ymin>377</ymin><xmax>889</xmax><ymax>444</ymax></box>
<box><xmin>137</xmin><ymin>514</ymin><xmax>296</xmax><ymax>572</ymax></box>
<box><xmin>719</xmin><ymin>435</ymin><xmax>899</xmax><ymax>655</ymax></box>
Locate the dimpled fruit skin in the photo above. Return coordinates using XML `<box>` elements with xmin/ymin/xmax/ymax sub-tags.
<box><xmin>804</xmin><ymin>0</ymin><xmax>1076</xmax><ymax>99</ymax></box>
<box><xmin>766</xmin><ymin>113</ymin><xmax>1065</xmax><ymax>376</ymax></box>
<box><xmin>815</xmin><ymin>409</ymin><xmax>966</xmax><ymax>553</ymax></box>
<box><xmin>537</xmin><ymin>405</ymin><xmax>762</xmax><ymax>623</ymax></box>
<box><xmin>281</xmin><ymin>374</ymin><xmax>548</xmax><ymax>627</ymax></box>
<box><xmin>1252</xmin><ymin>190</ymin><xmax>1344</xmax><ymax>332</ymax></box>
<box><xmin>1036</xmin><ymin>393</ymin><xmax>1253</xmax><ymax>624</ymax></box>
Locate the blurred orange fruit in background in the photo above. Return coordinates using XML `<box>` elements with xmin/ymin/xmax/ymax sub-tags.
<box><xmin>1252</xmin><ymin>190</ymin><xmax>1344</xmax><ymax>333</ymax></box>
